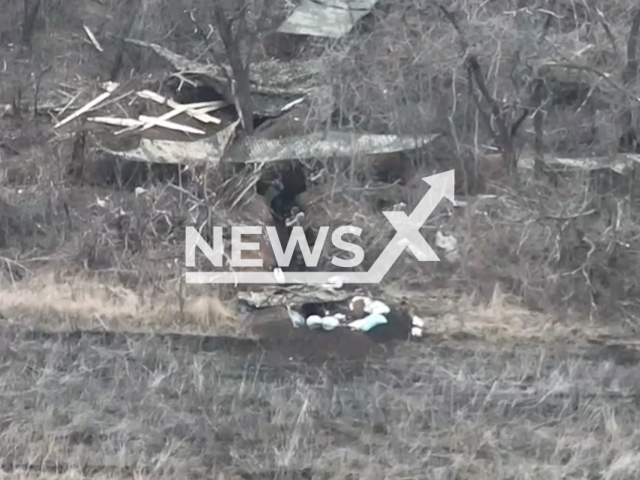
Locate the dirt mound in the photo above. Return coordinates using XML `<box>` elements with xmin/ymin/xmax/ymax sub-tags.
<box><xmin>248</xmin><ymin>299</ymin><xmax>415</xmax><ymax>364</ymax></box>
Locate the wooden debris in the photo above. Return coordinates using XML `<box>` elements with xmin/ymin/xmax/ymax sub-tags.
<box><xmin>57</xmin><ymin>90</ymin><xmax>83</xmax><ymax>118</ymax></box>
<box><xmin>83</xmin><ymin>25</ymin><xmax>104</xmax><ymax>52</ymax></box>
<box><xmin>192</xmin><ymin>103</ymin><xmax>230</xmax><ymax>115</ymax></box>
<box><xmin>139</xmin><ymin>101</ymin><xmax>226</xmax><ymax>132</ymax></box>
<box><xmin>137</xmin><ymin>90</ymin><xmax>222</xmax><ymax>124</ymax></box>
<box><xmin>137</xmin><ymin>115</ymin><xmax>206</xmax><ymax>135</ymax></box>
<box><xmin>280</xmin><ymin>97</ymin><xmax>305</xmax><ymax>112</ymax></box>
<box><xmin>87</xmin><ymin>117</ymin><xmax>143</xmax><ymax>128</ymax></box>
<box><xmin>54</xmin><ymin>82</ymin><xmax>119</xmax><ymax>129</ymax></box>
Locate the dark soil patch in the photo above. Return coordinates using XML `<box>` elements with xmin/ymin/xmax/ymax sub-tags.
<box><xmin>247</xmin><ymin>300</ymin><xmax>414</xmax><ymax>364</ymax></box>
<box><xmin>252</xmin><ymin>320</ymin><xmax>391</xmax><ymax>364</ymax></box>
<box><xmin>365</xmin><ymin>307</ymin><xmax>413</xmax><ymax>342</ymax></box>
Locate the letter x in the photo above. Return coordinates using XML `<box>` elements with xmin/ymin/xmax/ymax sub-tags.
<box><xmin>383</xmin><ymin>211</ymin><xmax>439</xmax><ymax>261</ymax></box>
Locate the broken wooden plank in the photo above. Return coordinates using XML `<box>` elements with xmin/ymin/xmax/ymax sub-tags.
<box><xmin>137</xmin><ymin>115</ymin><xmax>206</xmax><ymax>135</ymax></box>
<box><xmin>83</xmin><ymin>25</ymin><xmax>104</xmax><ymax>52</ymax></box>
<box><xmin>278</xmin><ymin>0</ymin><xmax>378</xmax><ymax>38</ymax></box>
<box><xmin>54</xmin><ymin>82</ymin><xmax>119</xmax><ymax>129</ymax></box>
<box><xmin>88</xmin><ymin>116</ymin><xmax>143</xmax><ymax>128</ymax></box>
<box><xmin>139</xmin><ymin>102</ymin><xmax>226</xmax><ymax>132</ymax></box>
<box><xmin>137</xmin><ymin>90</ymin><xmax>222</xmax><ymax>124</ymax></box>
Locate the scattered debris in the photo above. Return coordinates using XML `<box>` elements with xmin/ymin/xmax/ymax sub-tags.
<box><xmin>321</xmin><ymin>276</ymin><xmax>345</xmax><ymax>290</ymax></box>
<box><xmin>306</xmin><ymin>315</ymin><xmax>323</xmax><ymax>329</ymax></box>
<box><xmin>137</xmin><ymin>115</ymin><xmax>206</xmax><ymax>135</ymax></box>
<box><xmin>278</xmin><ymin>0</ymin><xmax>378</xmax><ymax>38</ymax></box>
<box><xmin>365</xmin><ymin>300</ymin><xmax>391</xmax><ymax>315</ymax></box>
<box><xmin>304</xmin><ymin>315</ymin><xmax>341</xmax><ymax>331</ymax></box>
<box><xmin>320</xmin><ymin>316</ymin><xmax>341</xmax><ymax>331</ymax></box>
<box><xmin>84</xmin><ymin>40</ymin><xmax>440</xmax><ymax>172</ymax></box>
<box><xmin>137</xmin><ymin>90</ymin><xmax>224</xmax><ymax>125</ymax></box>
<box><xmin>89</xmin><ymin>114</ymin><xmax>207</xmax><ymax>135</ymax></box>
<box><xmin>348</xmin><ymin>313</ymin><xmax>388</xmax><ymax>332</ymax></box>
<box><xmin>280</xmin><ymin>97</ymin><xmax>305</xmax><ymax>112</ymax></box>
<box><xmin>54</xmin><ymin>81</ymin><xmax>119</xmax><ymax>129</ymax></box>
<box><xmin>245</xmin><ymin>291</ymin><xmax>416</xmax><ymax>340</ymax></box>
<box><xmin>58</xmin><ymin>84</ymin><xmax>228</xmax><ymax>137</ymax></box>
<box><xmin>88</xmin><ymin>117</ymin><xmax>143</xmax><ymax>128</ymax></box>
<box><xmin>411</xmin><ymin>316</ymin><xmax>425</xmax><ymax>338</ymax></box>
<box><xmin>296</xmin><ymin>310</ymin><xmax>344</xmax><ymax>331</ymax></box>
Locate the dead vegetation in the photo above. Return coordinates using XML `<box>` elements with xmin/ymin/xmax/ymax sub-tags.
<box><xmin>2</xmin><ymin>0</ymin><xmax>638</xmax><ymax>323</ymax></box>
<box><xmin>0</xmin><ymin>319</ymin><xmax>638</xmax><ymax>479</ymax></box>
<box><xmin>2</xmin><ymin>0</ymin><xmax>640</xmax><ymax>478</ymax></box>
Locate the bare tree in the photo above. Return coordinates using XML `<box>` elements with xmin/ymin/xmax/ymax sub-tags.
<box><xmin>207</xmin><ymin>1</ymin><xmax>270</xmax><ymax>135</ymax></box>
<box><xmin>438</xmin><ymin>5</ymin><xmax>522</xmax><ymax>174</ymax></box>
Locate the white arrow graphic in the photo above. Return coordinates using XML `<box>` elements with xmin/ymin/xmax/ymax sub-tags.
<box><xmin>186</xmin><ymin>170</ymin><xmax>455</xmax><ymax>284</ymax></box>
<box><xmin>363</xmin><ymin>169</ymin><xmax>455</xmax><ymax>283</ymax></box>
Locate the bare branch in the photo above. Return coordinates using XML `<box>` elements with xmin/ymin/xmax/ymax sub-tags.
<box><xmin>531</xmin><ymin>79</ymin><xmax>546</xmax><ymax>177</ymax></box>
<box><xmin>437</xmin><ymin>3</ymin><xmax>517</xmax><ymax>172</ymax></box>
<box><xmin>510</xmin><ymin>108</ymin><xmax>529</xmax><ymax>138</ymax></box>
<box><xmin>436</xmin><ymin>5</ymin><xmax>468</xmax><ymax>51</ymax></box>
<box><xmin>211</xmin><ymin>2</ymin><xmax>268</xmax><ymax>135</ymax></box>
<box><xmin>593</xmin><ymin>7</ymin><xmax>620</xmax><ymax>60</ymax></box>
<box><xmin>466</xmin><ymin>56</ymin><xmax>517</xmax><ymax>172</ymax></box>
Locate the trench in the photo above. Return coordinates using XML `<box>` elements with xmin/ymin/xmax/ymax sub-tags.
<box><xmin>168</xmin><ymin>82</ymin><xmax>326</xmax><ymax>273</ymax></box>
<box><xmin>256</xmin><ymin>161</ymin><xmax>314</xmax><ymax>273</ymax></box>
